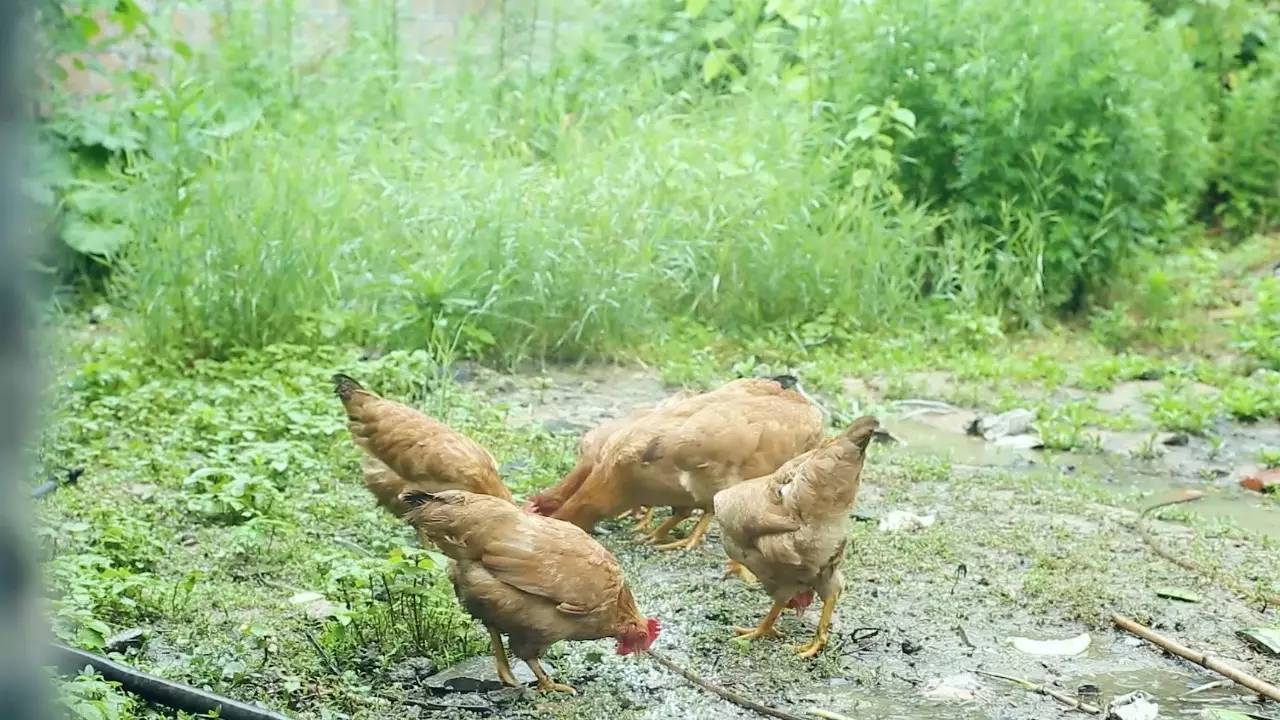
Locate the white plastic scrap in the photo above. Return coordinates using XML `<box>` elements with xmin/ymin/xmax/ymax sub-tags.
<box><xmin>1006</xmin><ymin>632</ymin><xmax>1091</xmax><ymax>656</ymax></box>
<box><xmin>1107</xmin><ymin>691</ymin><xmax>1160</xmax><ymax>720</ymax></box>
<box><xmin>921</xmin><ymin>672</ymin><xmax>983</xmax><ymax>702</ymax></box>
<box><xmin>878</xmin><ymin>510</ymin><xmax>937</xmax><ymax>533</ymax></box>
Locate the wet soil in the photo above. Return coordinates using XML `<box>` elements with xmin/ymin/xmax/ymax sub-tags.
<box><xmin>408</xmin><ymin>365</ymin><xmax>1280</xmax><ymax>720</ymax></box>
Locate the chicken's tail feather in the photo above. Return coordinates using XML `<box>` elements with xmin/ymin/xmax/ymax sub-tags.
<box><xmin>332</xmin><ymin>373</ymin><xmax>365</xmax><ymax>401</ymax></box>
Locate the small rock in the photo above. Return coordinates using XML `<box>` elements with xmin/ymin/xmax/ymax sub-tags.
<box><xmin>993</xmin><ymin>434</ymin><xmax>1045</xmax><ymax>450</ymax></box>
<box><xmin>125</xmin><ymin>483</ymin><xmax>157</xmax><ymax>500</ymax></box>
<box><xmin>901</xmin><ymin>639</ymin><xmax>922</xmax><ymax>655</ymax></box>
<box><xmin>968</xmin><ymin>409</ymin><xmax>1036</xmax><ymax>442</ymax></box>
<box><xmin>1161</xmin><ymin>433</ymin><xmax>1189</xmax><ymax>447</ymax></box>
<box><xmin>422</xmin><ymin>655</ymin><xmax>535</xmax><ymax>693</ymax></box>
<box><xmin>104</xmin><ymin>627</ymin><xmax>146</xmax><ymax>653</ymax></box>
<box><xmin>179</xmin><ymin>532</ymin><xmax>198</xmax><ymax>547</ymax></box>
<box><xmin>1107</xmin><ymin>690</ymin><xmax>1159</xmax><ymax>720</ymax></box>
<box><xmin>390</xmin><ymin>657</ymin><xmax>438</xmax><ymax>685</ymax></box>
<box><xmin>879</xmin><ymin>510</ymin><xmax>936</xmax><ymax>533</ymax></box>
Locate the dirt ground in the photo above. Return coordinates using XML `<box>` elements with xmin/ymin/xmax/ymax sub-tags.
<box><xmin>394</xmin><ymin>366</ymin><xmax>1280</xmax><ymax>720</ymax></box>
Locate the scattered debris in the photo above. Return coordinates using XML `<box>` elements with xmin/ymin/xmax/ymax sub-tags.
<box><xmin>1105</xmin><ymin>691</ymin><xmax>1159</xmax><ymax>720</ymax></box>
<box><xmin>422</xmin><ymin>655</ymin><xmax>535</xmax><ymax>693</ymax></box>
<box><xmin>1007</xmin><ymin>632</ymin><xmax>1091</xmax><ymax>656</ymax></box>
<box><xmin>1155</xmin><ymin>587</ymin><xmax>1203</xmax><ymax>603</ymax></box>
<box><xmin>1113</xmin><ymin>614</ymin><xmax>1280</xmax><ymax>702</ymax></box>
<box><xmin>289</xmin><ymin>591</ymin><xmax>338</xmax><ymax>621</ymax></box>
<box><xmin>104</xmin><ymin>628</ymin><xmax>147</xmax><ymax>654</ymax></box>
<box><xmin>921</xmin><ymin>672</ymin><xmax>983</xmax><ymax>702</ymax></box>
<box><xmin>1236</xmin><ymin>627</ymin><xmax>1280</xmax><ymax>657</ymax></box>
<box><xmin>645</xmin><ymin>648</ymin><xmax>808</xmax><ymax>720</ymax></box>
<box><xmin>967</xmin><ymin>409</ymin><xmax>1037</xmax><ymax>441</ymax></box>
<box><xmin>878</xmin><ymin>510</ymin><xmax>936</xmax><ymax>533</ymax></box>
<box><xmin>994</xmin><ymin>434</ymin><xmax>1046</xmax><ymax>450</ymax></box>
<box><xmin>808</xmin><ymin>710</ymin><xmax>856</xmax><ymax>720</ymax></box>
<box><xmin>1198</xmin><ymin>710</ymin><xmax>1255</xmax><ymax>720</ymax></box>
<box><xmin>1077</xmin><ymin>684</ymin><xmax>1102</xmax><ymax>707</ymax></box>
<box><xmin>31</xmin><ymin>467</ymin><xmax>84</xmax><ymax>500</ymax></box>
<box><xmin>1240</xmin><ymin>468</ymin><xmax>1279</xmax><ymax>494</ymax></box>
<box><xmin>1182</xmin><ymin>680</ymin><xmax>1231</xmax><ymax>697</ymax></box>
<box><xmin>1161</xmin><ymin>433</ymin><xmax>1190</xmax><ymax>447</ymax></box>
<box><xmin>973</xmin><ymin>669</ymin><xmax>1099</xmax><ymax>714</ymax></box>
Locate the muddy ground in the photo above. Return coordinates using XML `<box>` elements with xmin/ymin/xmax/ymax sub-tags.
<box><xmin>398</xmin><ymin>365</ymin><xmax>1279</xmax><ymax>720</ymax></box>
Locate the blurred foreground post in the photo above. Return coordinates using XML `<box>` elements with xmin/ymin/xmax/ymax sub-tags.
<box><xmin>0</xmin><ymin>1</ymin><xmax>53</xmax><ymax>719</ymax></box>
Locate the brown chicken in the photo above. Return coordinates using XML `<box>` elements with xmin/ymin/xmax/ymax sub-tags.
<box><xmin>333</xmin><ymin>374</ymin><xmax>513</xmax><ymax>516</ymax></box>
<box><xmin>551</xmin><ymin>376</ymin><xmax>823</xmax><ymax>552</ymax></box>
<box><xmin>714</xmin><ymin>416</ymin><xmax>878</xmax><ymax>657</ymax></box>
<box><xmin>526</xmin><ymin>390</ymin><xmax>696</xmax><ymax>531</ymax></box>
<box><xmin>400</xmin><ymin>489</ymin><xmax>660</xmax><ymax>693</ymax></box>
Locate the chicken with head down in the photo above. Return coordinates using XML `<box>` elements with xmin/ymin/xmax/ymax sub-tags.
<box><xmin>400</xmin><ymin>489</ymin><xmax>660</xmax><ymax>693</ymax></box>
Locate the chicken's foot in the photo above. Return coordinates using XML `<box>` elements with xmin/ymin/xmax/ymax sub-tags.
<box><xmin>638</xmin><ymin>510</ymin><xmax>691</xmax><ymax>543</ymax></box>
<box><xmin>526</xmin><ymin>659</ymin><xmax>576</xmax><ymax>694</ymax></box>
<box><xmin>486</xmin><ymin>627</ymin><xmax>520</xmax><ymax>687</ymax></box>
<box><xmin>656</xmin><ymin>511</ymin><xmax>713</xmax><ymax>551</ymax></box>
<box><xmin>796</xmin><ymin>591</ymin><xmax>840</xmax><ymax>658</ymax></box>
<box><xmin>631</xmin><ymin>507</ymin><xmax>655</xmax><ymax>532</ymax></box>
<box><xmin>733</xmin><ymin>599</ymin><xmax>785</xmax><ymax>641</ymax></box>
<box><xmin>724</xmin><ymin>559</ymin><xmax>757</xmax><ymax>584</ymax></box>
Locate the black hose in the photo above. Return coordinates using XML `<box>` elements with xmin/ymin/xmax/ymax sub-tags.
<box><xmin>49</xmin><ymin>643</ymin><xmax>294</xmax><ymax>720</ymax></box>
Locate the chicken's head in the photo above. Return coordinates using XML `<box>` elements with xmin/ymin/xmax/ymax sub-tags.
<box><xmin>615</xmin><ymin>618</ymin><xmax>661</xmax><ymax>655</ymax></box>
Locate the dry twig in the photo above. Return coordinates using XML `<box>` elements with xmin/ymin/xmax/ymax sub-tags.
<box><xmin>973</xmin><ymin>668</ymin><xmax>1101</xmax><ymax>715</ymax></box>
<box><xmin>1112</xmin><ymin>614</ymin><xmax>1280</xmax><ymax>702</ymax></box>
<box><xmin>646</xmin><ymin>649</ymin><xmax>808</xmax><ymax>720</ymax></box>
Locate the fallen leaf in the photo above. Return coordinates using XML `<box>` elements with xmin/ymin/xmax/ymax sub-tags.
<box><xmin>1155</xmin><ymin>587</ymin><xmax>1203</xmax><ymax>603</ymax></box>
<box><xmin>1235</xmin><ymin>627</ymin><xmax>1280</xmax><ymax>656</ymax></box>
<box><xmin>1007</xmin><ymin>632</ymin><xmax>1091</xmax><ymax>656</ymax></box>
<box><xmin>1241</xmin><ymin>468</ymin><xmax>1279</xmax><ymax>493</ymax></box>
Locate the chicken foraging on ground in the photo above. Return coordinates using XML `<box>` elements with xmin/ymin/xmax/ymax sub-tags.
<box><xmin>714</xmin><ymin>416</ymin><xmax>878</xmax><ymax>657</ymax></box>
<box><xmin>333</xmin><ymin>374</ymin><xmax>513</xmax><ymax>517</ymax></box>
<box><xmin>526</xmin><ymin>392</ymin><xmax>695</xmax><ymax>531</ymax></box>
<box><xmin>647</xmin><ymin>375</ymin><xmax>825</xmax><ymax>552</ymax></box>
<box><xmin>400</xmin><ymin>489</ymin><xmax>660</xmax><ymax>693</ymax></box>
<box><xmin>551</xmin><ymin>377</ymin><xmax>817</xmax><ymax>545</ymax></box>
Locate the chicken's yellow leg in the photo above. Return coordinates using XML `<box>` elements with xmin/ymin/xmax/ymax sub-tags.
<box><xmin>724</xmin><ymin>558</ymin><xmax>757</xmax><ymax>584</ymax></box>
<box><xmin>631</xmin><ymin>507</ymin><xmax>655</xmax><ymax>532</ymax></box>
<box><xmin>796</xmin><ymin>591</ymin><xmax>840</xmax><ymax>658</ymax></box>
<box><xmin>638</xmin><ymin>510</ymin><xmax>691</xmax><ymax>543</ymax></box>
<box><xmin>656</xmin><ymin>511</ymin><xmax>713</xmax><ymax>551</ymax></box>
<box><xmin>733</xmin><ymin>599</ymin><xmax>786</xmax><ymax>641</ymax></box>
<box><xmin>486</xmin><ymin>627</ymin><xmax>519</xmax><ymax>687</ymax></box>
<box><xmin>526</xmin><ymin>658</ymin><xmax>576</xmax><ymax>694</ymax></box>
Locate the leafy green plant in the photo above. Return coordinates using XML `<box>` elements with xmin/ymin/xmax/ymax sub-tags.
<box><xmin>321</xmin><ymin>547</ymin><xmax>482</xmax><ymax>667</ymax></box>
<box><xmin>183</xmin><ymin>468</ymin><xmax>280</xmax><ymax>523</ymax></box>
<box><xmin>1222</xmin><ymin>371</ymin><xmax>1280</xmax><ymax>421</ymax></box>
<box><xmin>829</xmin><ymin>0</ymin><xmax>1212</xmax><ymax>309</ymax></box>
<box><xmin>1212</xmin><ymin>49</ymin><xmax>1280</xmax><ymax>231</ymax></box>
<box><xmin>57</xmin><ymin>670</ymin><xmax>139</xmax><ymax>720</ymax></box>
<box><xmin>47</xmin><ymin>553</ymin><xmax>152</xmax><ymax>650</ymax></box>
<box><xmin>1149</xmin><ymin>384</ymin><xmax>1220</xmax><ymax>434</ymax></box>
<box><xmin>1037</xmin><ymin>402</ymin><xmax>1102</xmax><ymax>452</ymax></box>
<box><xmin>1235</xmin><ymin>277</ymin><xmax>1280</xmax><ymax>371</ymax></box>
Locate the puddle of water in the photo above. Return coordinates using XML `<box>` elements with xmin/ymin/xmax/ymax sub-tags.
<box><xmin>883</xmin><ymin>416</ymin><xmax>1280</xmax><ymax>540</ymax></box>
<box><xmin>1068</xmin><ymin>668</ymin><xmax>1258</xmax><ymax>718</ymax></box>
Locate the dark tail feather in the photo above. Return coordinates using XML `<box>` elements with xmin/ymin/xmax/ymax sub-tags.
<box><xmin>841</xmin><ymin>416</ymin><xmax>879</xmax><ymax>451</ymax></box>
<box><xmin>398</xmin><ymin>490</ymin><xmax>439</xmax><ymax>509</ymax></box>
<box><xmin>332</xmin><ymin>373</ymin><xmax>364</xmax><ymax>401</ymax></box>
